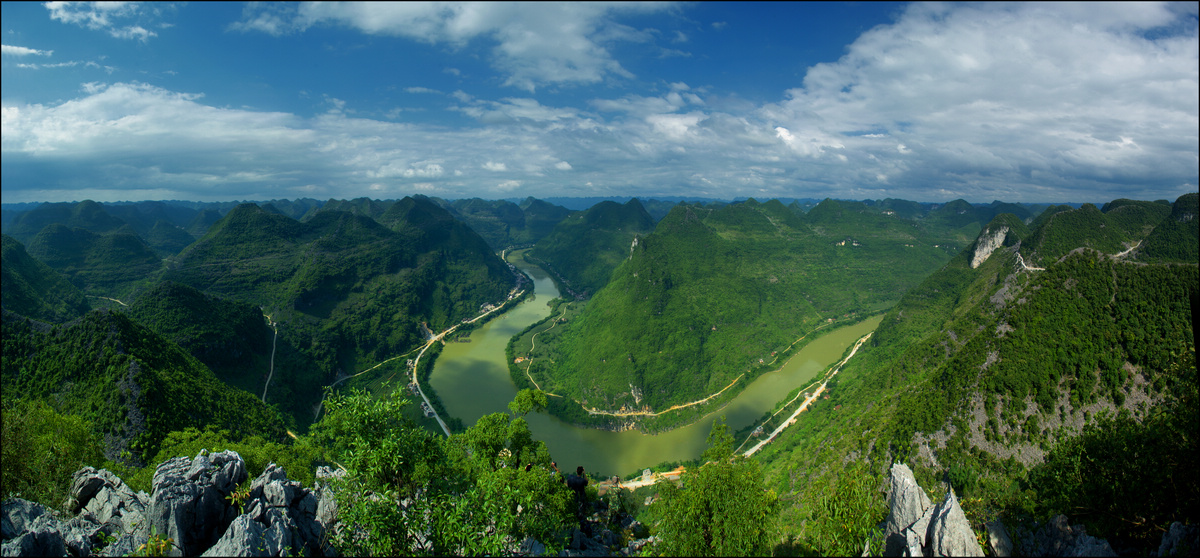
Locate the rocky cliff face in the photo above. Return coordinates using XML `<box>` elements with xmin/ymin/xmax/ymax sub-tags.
<box><xmin>1</xmin><ymin>450</ymin><xmax>337</xmax><ymax>557</ymax></box>
<box><xmin>877</xmin><ymin>462</ymin><xmax>1200</xmax><ymax>557</ymax></box>
<box><xmin>970</xmin><ymin>226</ymin><xmax>1009</xmax><ymax>269</ymax></box>
<box><xmin>883</xmin><ymin>462</ymin><xmax>984</xmax><ymax>557</ymax></box>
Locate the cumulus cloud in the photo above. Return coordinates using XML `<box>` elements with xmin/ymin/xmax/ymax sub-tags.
<box><xmin>404</xmin><ymin>86</ymin><xmax>441</xmax><ymax>94</ymax></box>
<box><xmin>233</xmin><ymin>2</ymin><xmax>673</xmax><ymax>91</ymax></box>
<box><xmin>758</xmin><ymin>2</ymin><xmax>1199</xmax><ymax>200</ymax></box>
<box><xmin>3</xmin><ymin>44</ymin><xmax>54</xmax><ymax>56</ymax></box>
<box><xmin>4</xmin><ymin>3</ymin><xmax>1197</xmax><ymax>203</ymax></box>
<box><xmin>44</xmin><ymin>2</ymin><xmax>162</xmax><ymax>41</ymax></box>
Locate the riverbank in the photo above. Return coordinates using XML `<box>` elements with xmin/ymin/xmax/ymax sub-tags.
<box><xmin>508</xmin><ymin>306</ymin><xmax>885</xmax><ymax>435</ymax></box>
<box><xmin>431</xmin><ymin>254</ymin><xmax>885</xmax><ymax>476</ymax></box>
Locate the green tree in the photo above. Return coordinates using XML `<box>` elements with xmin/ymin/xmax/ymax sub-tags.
<box><xmin>1</xmin><ymin>398</ymin><xmax>105</xmax><ymax>509</ymax></box>
<box><xmin>654</xmin><ymin>417</ymin><xmax>780</xmax><ymax>556</ymax></box>
<box><xmin>311</xmin><ymin>387</ymin><xmax>572</xmax><ymax>556</ymax></box>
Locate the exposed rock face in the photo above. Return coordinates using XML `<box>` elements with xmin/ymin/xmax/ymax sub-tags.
<box><xmin>203</xmin><ymin>462</ymin><xmax>332</xmax><ymax>557</ymax></box>
<box><xmin>1020</xmin><ymin>514</ymin><xmax>1115</xmax><ymax>557</ymax></box>
<box><xmin>67</xmin><ymin>466</ymin><xmax>149</xmax><ymax>536</ymax></box>
<box><xmin>971</xmin><ymin>226</ymin><xmax>1009</xmax><ymax>269</ymax></box>
<box><xmin>883</xmin><ymin>462</ymin><xmax>983</xmax><ymax>557</ymax></box>
<box><xmin>1157</xmin><ymin>521</ymin><xmax>1199</xmax><ymax>557</ymax></box>
<box><xmin>986</xmin><ymin>519</ymin><xmax>1013</xmax><ymax>557</ymax></box>
<box><xmin>147</xmin><ymin>449</ymin><xmax>248</xmax><ymax>556</ymax></box>
<box><xmin>2</xmin><ymin>451</ymin><xmax>337</xmax><ymax>557</ymax></box>
<box><xmin>883</xmin><ymin>462</ymin><xmax>933</xmax><ymax>556</ymax></box>
<box><xmin>927</xmin><ymin>489</ymin><xmax>983</xmax><ymax>557</ymax></box>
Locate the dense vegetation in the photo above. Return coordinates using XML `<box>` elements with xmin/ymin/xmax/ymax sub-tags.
<box><xmin>525</xmin><ymin>198</ymin><xmax>961</xmax><ymax>430</ymax></box>
<box><xmin>748</xmin><ymin>193</ymin><xmax>1196</xmax><ymax>555</ymax></box>
<box><xmin>1</xmin><ymin>310</ymin><xmax>287</xmax><ymax>465</ymax></box>
<box><xmin>528</xmin><ymin>198</ymin><xmax>656</xmax><ymax>297</ymax></box>
<box><xmin>1137</xmin><ymin>192</ymin><xmax>1198</xmax><ymax>263</ymax></box>
<box><xmin>157</xmin><ymin>196</ymin><xmax>516</xmax><ymax>429</ymax></box>
<box><xmin>433</xmin><ymin>196</ymin><xmax>573</xmax><ymax>250</ymax></box>
<box><xmin>2</xmin><ymin>193</ymin><xmax>1195</xmax><ymax>556</ymax></box>
<box><xmin>1</xmin><ymin>235</ymin><xmax>91</xmax><ymax>323</ymax></box>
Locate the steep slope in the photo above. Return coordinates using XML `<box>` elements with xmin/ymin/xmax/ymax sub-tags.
<box><xmin>1</xmin><ymin>234</ymin><xmax>91</xmax><ymax>323</ymax></box>
<box><xmin>1</xmin><ymin>309</ymin><xmax>287</xmax><ymax>465</ymax></box>
<box><xmin>749</xmin><ymin>197</ymin><xmax>1197</xmax><ymax>550</ymax></box>
<box><xmin>525</xmin><ymin>200</ymin><xmax>954</xmax><ymax>430</ymax></box>
<box><xmin>25</xmin><ymin>224</ymin><xmax>162</xmax><ymax>299</ymax></box>
<box><xmin>1022</xmin><ymin>201</ymin><xmax>1168</xmax><ymax>266</ymax></box>
<box><xmin>1137</xmin><ymin>193</ymin><xmax>1198</xmax><ymax>263</ymax></box>
<box><xmin>4</xmin><ymin>200</ymin><xmax>127</xmax><ymax>244</ymax></box>
<box><xmin>127</xmin><ymin>281</ymin><xmax>272</xmax><ymax>394</ymax></box>
<box><xmin>163</xmin><ymin>198</ymin><xmax>515</xmax><ymax>428</ymax></box>
<box><xmin>519</xmin><ymin>197</ymin><xmax>574</xmax><ymax>242</ymax></box>
<box><xmin>528</xmin><ymin>198</ymin><xmax>656</xmax><ymax>297</ymax></box>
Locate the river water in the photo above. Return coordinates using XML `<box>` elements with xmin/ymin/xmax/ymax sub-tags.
<box><xmin>429</xmin><ymin>251</ymin><xmax>883</xmax><ymax>477</ymax></box>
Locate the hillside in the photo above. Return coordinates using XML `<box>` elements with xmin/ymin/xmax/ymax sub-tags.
<box><xmin>528</xmin><ymin>198</ymin><xmax>656</xmax><ymax>297</ymax></box>
<box><xmin>162</xmin><ymin>197</ymin><xmax>517</xmax><ymax>428</ymax></box>
<box><xmin>126</xmin><ymin>281</ymin><xmax>273</xmax><ymax>395</ymax></box>
<box><xmin>0</xmin><ymin>235</ymin><xmax>91</xmax><ymax>323</ymax></box>
<box><xmin>25</xmin><ymin>224</ymin><xmax>162</xmax><ymax>300</ymax></box>
<box><xmin>1137</xmin><ymin>192</ymin><xmax>1198</xmax><ymax>263</ymax></box>
<box><xmin>520</xmin><ymin>199</ymin><xmax>955</xmax><ymax>430</ymax></box>
<box><xmin>748</xmin><ymin>194</ymin><xmax>1197</xmax><ymax>553</ymax></box>
<box><xmin>429</xmin><ymin>197</ymin><xmax>571</xmax><ymax>250</ymax></box>
<box><xmin>0</xmin><ymin>309</ymin><xmax>287</xmax><ymax>465</ymax></box>
<box><xmin>1021</xmin><ymin>202</ymin><xmax>1170</xmax><ymax>266</ymax></box>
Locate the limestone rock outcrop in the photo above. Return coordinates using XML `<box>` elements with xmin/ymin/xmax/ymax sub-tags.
<box><xmin>971</xmin><ymin>226</ymin><xmax>1009</xmax><ymax>268</ymax></box>
<box><xmin>1019</xmin><ymin>514</ymin><xmax>1116</xmax><ymax>557</ymax></box>
<box><xmin>1</xmin><ymin>451</ymin><xmax>337</xmax><ymax>557</ymax></box>
<box><xmin>883</xmin><ymin>462</ymin><xmax>983</xmax><ymax>557</ymax></box>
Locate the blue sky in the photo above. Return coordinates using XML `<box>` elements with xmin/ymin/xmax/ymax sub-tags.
<box><xmin>2</xmin><ymin>2</ymin><xmax>1197</xmax><ymax>204</ymax></box>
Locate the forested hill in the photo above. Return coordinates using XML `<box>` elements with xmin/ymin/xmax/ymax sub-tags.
<box><xmin>158</xmin><ymin>198</ymin><xmax>515</xmax><ymax>428</ymax></box>
<box><xmin>752</xmin><ymin>193</ymin><xmax>1197</xmax><ymax>554</ymax></box>
<box><xmin>528</xmin><ymin>198</ymin><xmax>656</xmax><ymax>297</ymax></box>
<box><xmin>427</xmin><ymin>196</ymin><xmax>572</xmax><ymax>250</ymax></box>
<box><xmin>526</xmin><ymin>198</ymin><xmax>956</xmax><ymax>430</ymax></box>
<box><xmin>1137</xmin><ymin>192</ymin><xmax>1198</xmax><ymax>263</ymax></box>
<box><xmin>1021</xmin><ymin>200</ymin><xmax>1171</xmax><ymax>266</ymax></box>
<box><xmin>0</xmin><ymin>309</ymin><xmax>287</xmax><ymax>466</ymax></box>
<box><xmin>0</xmin><ymin>234</ymin><xmax>91</xmax><ymax>323</ymax></box>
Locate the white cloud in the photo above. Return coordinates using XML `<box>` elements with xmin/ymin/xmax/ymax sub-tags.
<box><xmin>3</xmin><ymin>3</ymin><xmax>1196</xmax><ymax>204</ymax></box>
<box><xmin>44</xmin><ymin>2</ymin><xmax>161</xmax><ymax>41</ymax></box>
<box><xmin>404</xmin><ymin>87</ymin><xmax>441</xmax><ymax>94</ymax></box>
<box><xmin>761</xmin><ymin>1</ymin><xmax>1198</xmax><ymax>199</ymax></box>
<box><xmin>3</xmin><ymin>44</ymin><xmax>53</xmax><ymax>56</ymax></box>
<box><xmin>235</xmin><ymin>2</ymin><xmax>673</xmax><ymax>91</ymax></box>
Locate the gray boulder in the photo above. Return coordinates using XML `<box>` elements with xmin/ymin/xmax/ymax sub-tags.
<box><xmin>2</xmin><ymin>527</ymin><xmax>66</xmax><ymax>557</ymax></box>
<box><xmin>1157</xmin><ymin>522</ymin><xmax>1199</xmax><ymax>557</ymax></box>
<box><xmin>1023</xmin><ymin>514</ymin><xmax>1115</xmax><ymax>557</ymax></box>
<box><xmin>1</xmin><ymin>499</ymin><xmax>51</xmax><ymax>540</ymax></box>
<box><xmin>926</xmin><ymin>488</ymin><xmax>983</xmax><ymax>557</ymax></box>
<box><xmin>0</xmin><ymin>499</ymin><xmax>79</xmax><ymax>557</ymax></box>
<box><xmin>203</xmin><ymin>462</ymin><xmax>331</xmax><ymax>557</ymax></box>
<box><xmin>884</xmin><ymin>463</ymin><xmax>933</xmax><ymax>556</ymax></box>
<box><xmin>986</xmin><ymin>519</ymin><xmax>1013</xmax><ymax>557</ymax></box>
<box><xmin>146</xmin><ymin>449</ymin><xmax>247</xmax><ymax>556</ymax></box>
<box><xmin>202</xmin><ymin>508</ymin><xmax>294</xmax><ymax>557</ymax></box>
<box><xmin>66</xmin><ymin>467</ymin><xmax>148</xmax><ymax>536</ymax></box>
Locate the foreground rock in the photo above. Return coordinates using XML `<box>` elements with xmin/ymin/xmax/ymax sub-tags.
<box><xmin>883</xmin><ymin>462</ymin><xmax>983</xmax><ymax>557</ymax></box>
<box><xmin>1018</xmin><ymin>514</ymin><xmax>1116</xmax><ymax>557</ymax></box>
<box><xmin>1</xmin><ymin>451</ymin><xmax>336</xmax><ymax>557</ymax></box>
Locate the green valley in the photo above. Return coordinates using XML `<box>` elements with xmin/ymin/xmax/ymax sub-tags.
<box><xmin>515</xmin><ymin>198</ymin><xmax>973</xmax><ymax>431</ymax></box>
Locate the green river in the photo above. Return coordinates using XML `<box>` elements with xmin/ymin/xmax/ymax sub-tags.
<box><xmin>430</xmin><ymin>251</ymin><xmax>883</xmax><ymax>477</ymax></box>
